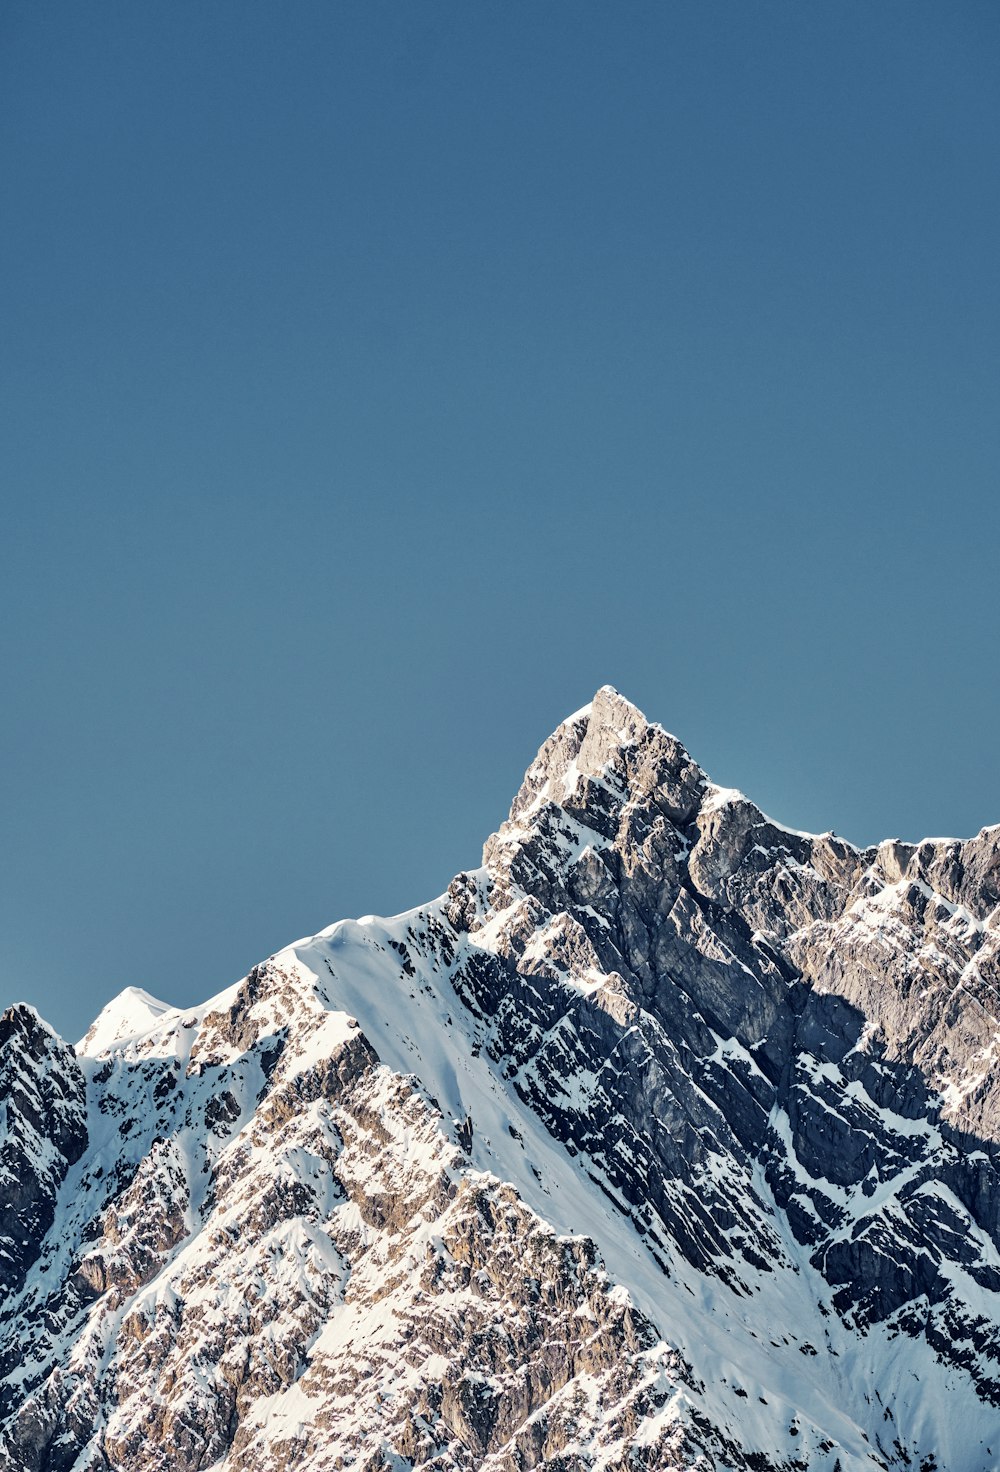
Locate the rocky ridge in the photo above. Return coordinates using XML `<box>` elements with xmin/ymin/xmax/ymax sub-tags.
<box><xmin>0</xmin><ymin>1006</ymin><xmax>87</xmax><ymax>1298</ymax></box>
<box><xmin>1</xmin><ymin>687</ymin><xmax>999</xmax><ymax>1471</ymax></box>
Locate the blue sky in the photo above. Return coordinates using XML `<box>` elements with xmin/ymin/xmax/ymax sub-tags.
<box><xmin>2</xmin><ymin>2</ymin><xmax>998</xmax><ymax>1040</ymax></box>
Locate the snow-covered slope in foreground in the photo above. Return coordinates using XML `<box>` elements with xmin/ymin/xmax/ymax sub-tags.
<box><xmin>3</xmin><ymin>687</ymin><xmax>1000</xmax><ymax>1471</ymax></box>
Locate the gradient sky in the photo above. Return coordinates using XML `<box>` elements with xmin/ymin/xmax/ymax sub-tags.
<box><xmin>2</xmin><ymin>2</ymin><xmax>998</xmax><ymax>1042</ymax></box>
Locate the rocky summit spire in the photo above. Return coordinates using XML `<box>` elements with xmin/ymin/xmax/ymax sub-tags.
<box><xmin>3</xmin><ymin>693</ymin><xmax>1000</xmax><ymax>1471</ymax></box>
<box><xmin>507</xmin><ymin>685</ymin><xmax>705</xmax><ymax>832</ymax></box>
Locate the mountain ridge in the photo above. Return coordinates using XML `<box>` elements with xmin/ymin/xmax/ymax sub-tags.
<box><xmin>2</xmin><ymin>686</ymin><xmax>1000</xmax><ymax>1471</ymax></box>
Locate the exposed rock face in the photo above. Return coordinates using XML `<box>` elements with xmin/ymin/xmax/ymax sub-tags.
<box><xmin>2</xmin><ymin>687</ymin><xmax>999</xmax><ymax>1471</ymax></box>
<box><xmin>453</xmin><ymin>691</ymin><xmax>1000</xmax><ymax>1359</ymax></box>
<box><xmin>0</xmin><ymin>1005</ymin><xmax>87</xmax><ymax>1296</ymax></box>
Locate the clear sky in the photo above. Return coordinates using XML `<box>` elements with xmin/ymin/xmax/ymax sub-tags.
<box><xmin>2</xmin><ymin>2</ymin><xmax>998</xmax><ymax>1042</ymax></box>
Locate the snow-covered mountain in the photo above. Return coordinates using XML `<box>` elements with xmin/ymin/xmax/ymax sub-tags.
<box><xmin>3</xmin><ymin>686</ymin><xmax>1000</xmax><ymax>1471</ymax></box>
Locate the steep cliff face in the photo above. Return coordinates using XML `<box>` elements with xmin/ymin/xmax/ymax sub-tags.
<box><xmin>0</xmin><ymin>1005</ymin><xmax>87</xmax><ymax>1297</ymax></box>
<box><xmin>448</xmin><ymin>690</ymin><xmax>1000</xmax><ymax>1363</ymax></box>
<box><xmin>2</xmin><ymin>688</ymin><xmax>999</xmax><ymax>1472</ymax></box>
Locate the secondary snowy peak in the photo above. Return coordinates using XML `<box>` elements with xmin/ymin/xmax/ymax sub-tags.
<box><xmin>3</xmin><ymin>688</ymin><xmax>1000</xmax><ymax>1472</ymax></box>
<box><xmin>76</xmin><ymin>985</ymin><xmax>172</xmax><ymax>1057</ymax></box>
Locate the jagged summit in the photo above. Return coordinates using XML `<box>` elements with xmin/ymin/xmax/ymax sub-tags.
<box><xmin>0</xmin><ymin>1002</ymin><xmax>52</xmax><ymax>1047</ymax></box>
<box><xmin>2</xmin><ymin>692</ymin><xmax>1000</xmax><ymax>1471</ymax></box>
<box><xmin>506</xmin><ymin>684</ymin><xmax>706</xmax><ymax>834</ymax></box>
<box><xmin>512</xmin><ymin>688</ymin><xmax>830</xmax><ymax>885</ymax></box>
<box><xmin>521</xmin><ymin>688</ymin><xmax>998</xmax><ymax>917</ymax></box>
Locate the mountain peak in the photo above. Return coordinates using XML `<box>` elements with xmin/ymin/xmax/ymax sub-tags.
<box><xmin>76</xmin><ymin>984</ymin><xmax>172</xmax><ymax>1057</ymax></box>
<box><xmin>504</xmin><ymin>686</ymin><xmax>703</xmax><ymax>835</ymax></box>
<box><xmin>0</xmin><ymin>1001</ymin><xmax>51</xmax><ymax>1050</ymax></box>
<box><xmin>560</xmin><ymin>685</ymin><xmax>673</xmax><ymax>748</ymax></box>
<box><xmin>578</xmin><ymin>683</ymin><xmax>654</xmax><ymax>762</ymax></box>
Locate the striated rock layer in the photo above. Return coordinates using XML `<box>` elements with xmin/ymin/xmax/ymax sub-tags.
<box><xmin>2</xmin><ymin>687</ymin><xmax>1000</xmax><ymax>1471</ymax></box>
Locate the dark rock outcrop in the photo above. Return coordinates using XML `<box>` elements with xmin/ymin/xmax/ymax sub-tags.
<box><xmin>0</xmin><ymin>1005</ymin><xmax>87</xmax><ymax>1296</ymax></box>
